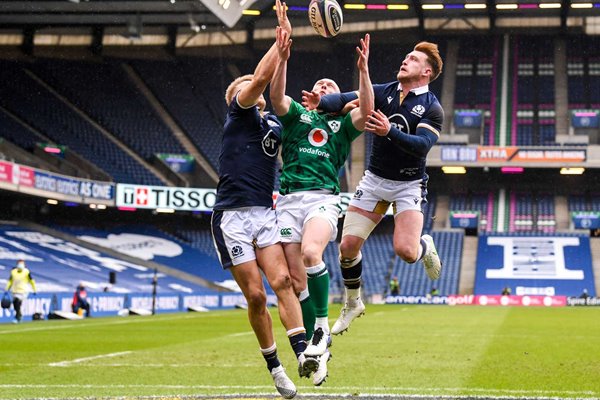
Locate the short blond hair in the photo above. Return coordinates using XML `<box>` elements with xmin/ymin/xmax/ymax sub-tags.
<box><xmin>225</xmin><ymin>74</ymin><xmax>253</xmax><ymax>106</ymax></box>
<box><xmin>414</xmin><ymin>42</ymin><xmax>443</xmax><ymax>82</ymax></box>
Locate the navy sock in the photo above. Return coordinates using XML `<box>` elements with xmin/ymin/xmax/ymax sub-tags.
<box><xmin>261</xmin><ymin>347</ymin><xmax>281</xmax><ymax>372</ymax></box>
<box><xmin>341</xmin><ymin>256</ymin><xmax>362</xmax><ymax>289</ymax></box>
<box><xmin>289</xmin><ymin>332</ymin><xmax>307</xmax><ymax>358</ymax></box>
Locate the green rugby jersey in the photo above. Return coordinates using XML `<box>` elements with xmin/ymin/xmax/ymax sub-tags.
<box><xmin>278</xmin><ymin>99</ymin><xmax>362</xmax><ymax>194</ymax></box>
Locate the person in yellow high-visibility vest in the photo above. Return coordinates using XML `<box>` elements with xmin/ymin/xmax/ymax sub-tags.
<box><xmin>4</xmin><ymin>260</ymin><xmax>37</xmax><ymax>323</ymax></box>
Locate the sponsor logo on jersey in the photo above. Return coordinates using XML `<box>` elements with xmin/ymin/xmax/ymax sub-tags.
<box><xmin>308</xmin><ymin>128</ymin><xmax>329</xmax><ymax>147</ymax></box>
<box><xmin>388</xmin><ymin>113</ymin><xmax>410</xmax><ymax>134</ymax></box>
<box><xmin>387</xmin><ymin>96</ymin><xmax>394</xmax><ymax>104</ymax></box>
<box><xmin>299</xmin><ymin>147</ymin><xmax>330</xmax><ymax>158</ymax></box>
<box><xmin>280</xmin><ymin>227</ymin><xmax>292</xmax><ymax>237</ymax></box>
<box><xmin>354</xmin><ymin>189</ymin><xmax>363</xmax><ymax>199</ymax></box>
<box><xmin>411</xmin><ymin>104</ymin><xmax>426</xmax><ymax>117</ymax></box>
<box><xmin>262</xmin><ymin>130</ymin><xmax>280</xmax><ymax>157</ymax></box>
<box><xmin>327</xmin><ymin>120</ymin><xmax>341</xmax><ymax>133</ymax></box>
<box><xmin>413</xmin><ymin>197</ymin><xmax>420</xmax><ymax>205</ymax></box>
<box><xmin>231</xmin><ymin>245</ymin><xmax>244</xmax><ymax>258</ymax></box>
<box><xmin>267</xmin><ymin>119</ymin><xmax>280</xmax><ymax>128</ymax></box>
<box><xmin>300</xmin><ymin>114</ymin><xmax>312</xmax><ymax>124</ymax></box>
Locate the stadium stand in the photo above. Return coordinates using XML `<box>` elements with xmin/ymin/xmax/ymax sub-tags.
<box><xmin>0</xmin><ymin>223</ymin><xmax>219</xmax><ymax>295</ymax></box>
<box><xmin>29</xmin><ymin>60</ymin><xmax>187</xmax><ymax>160</ymax></box>
<box><xmin>569</xmin><ymin>193</ymin><xmax>600</xmax><ymax>212</ymax></box>
<box><xmin>450</xmin><ymin>191</ymin><xmax>493</xmax><ymax>233</ymax></box>
<box><xmin>0</xmin><ymin>107</ymin><xmax>47</xmax><ymax>152</ymax></box>
<box><xmin>514</xmin><ymin>36</ymin><xmax>556</xmax><ymax>146</ymax></box>
<box><xmin>130</xmin><ymin>59</ymin><xmax>224</xmax><ymax>171</ymax></box>
<box><xmin>54</xmin><ymin>223</ymin><xmax>231</xmax><ymax>286</ymax></box>
<box><xmin>0</xmin><ymin>61</ymin><xmax>163</xmax><ymax>185</ymax></box>
<box><xmin>392</xmin><ymin>231</ymin><xmax>463</xmax><ymax>296</ymax></box>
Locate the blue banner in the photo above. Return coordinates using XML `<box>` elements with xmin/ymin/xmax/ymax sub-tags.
<box><xmin>454</xmin><ymin>110</ymin><xmax>483</xmax><ymax>128</ymax></box>
<box><xmin>572</xmin><ymin>212</ymin><xmax>600</xmax><ymax>229</ymax></box>
<box><xmin>35</xmin><ymin>171</ymin><xmax>81</xmax><ymax>197</ymax></box>
<box><xmin>79</xmin><ymin>181</ymin><xmax>114</xmax><ymax>201</ymax></box>
<box><xmin>571</xmin><ymin>111</ymin><xmax>599</xmax><ymax>128</ymax></box>
<box><xmin>0</xmin><ymin>292</ymin><xmax>277</xmax><ymax>324</ymax></box>
<box><xmin>441</xmin><ymin>146</ymin><xmax>478</xmax><ymax>162</ymax></box>
<box><xmin>450</xmin><ymin>211</ymin><xmax>479</xmax><ymax>229</ymax></box>
<box><xmin>474</xmin><ymin>234</ymin><xmax>595</xmax><ymax>297</ymax></box>
<box><xmin>32</xmin><ymin>170</ymin><xmax>115</xmax><ymax>202</ymax></box>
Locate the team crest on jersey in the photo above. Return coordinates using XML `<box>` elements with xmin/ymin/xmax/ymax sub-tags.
<box><xmin>354</xmin><ymin>189</ymin><xmax>363</xmax><ymax>199</ymax></box>
<box><xmin>300</xmin><ymin>114</ymin><xmax>312</xmax><ymax>124</ymax></box>
<box><xmin>327</xmin><ymin>120</ymin><xmax>341</xmax><ymax>133</ymax></box>
<box><xmin>262</xmin><ymin>130</ymin><xmax>279</xmax><ymax>157</ymax></box>
<box><xmin>231</xmin><ymin>245</ymin><xmax>244</xmax><ymax>258</ymax></box>
<box><xmin>411</xmin><ymin>104</ymin><xmax>426</xmax><ymax>117</ymax></box>
<box><xmin>308</xmin><ymin>128</ymin><xmax>328</xmax><ymax>147</ymax></box>
<box><xmin>267</xmin><ymin>119</ymin><xmax>279</xmax><ymax>128</ymax></box>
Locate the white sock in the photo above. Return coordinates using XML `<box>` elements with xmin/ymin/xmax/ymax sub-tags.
<box><xmin>347</xmin><ymin>288</ymin><xmax>361</xmax><ymax>302</ymax></box>
<box><xmin>315</xmin><ymin>317</ymin><xmax>330</xmax><ymax>334</ymax></box>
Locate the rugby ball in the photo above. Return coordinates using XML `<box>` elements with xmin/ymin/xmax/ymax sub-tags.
<box><xmin>308</xmin><ymin>0</ymin><xmax>343</xmax><ymax>38</ymax></box>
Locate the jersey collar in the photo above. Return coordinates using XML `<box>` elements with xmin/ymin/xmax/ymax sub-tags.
<box><xmin>397</xmin><ymin>83</ymin><xmax>429</xmax><ymax>96</ymax></box>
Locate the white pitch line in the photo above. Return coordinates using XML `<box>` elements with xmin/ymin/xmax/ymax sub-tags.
<box><xmin>228</xmin><ymin>331</ymin><xmax>253</xmax><ymax>337</ymax></box>
<box><xmin>0</xmin><ymin>384</ymin><xmax>595</xmax><ymax>398</ymax></box>
<box><xmin>2</xmin><ymin>363</ymin><xmax>257</xmax><ymax>368</ymax></box>
<box><xmin>48</xmin><ymin>351</ymin><xmax>132</xmax><ymax>367</ymax></box>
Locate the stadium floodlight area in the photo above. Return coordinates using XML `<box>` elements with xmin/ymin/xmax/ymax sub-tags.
<box><xmin>199</xmin><ymin>0</ymin><xmax>259</xmax><ymax>27</ymax></box>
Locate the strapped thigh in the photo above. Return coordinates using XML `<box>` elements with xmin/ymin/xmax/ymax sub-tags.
<box><xmin>342</xmin><ymin>211</ymin><xmax>378</xmax><ymax>240</ymax></box>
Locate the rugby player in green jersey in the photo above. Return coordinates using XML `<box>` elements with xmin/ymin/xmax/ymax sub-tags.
<box><xmin>270</xmin><ymin>29</ymin><xmax>374</xmax><ymax>386</ymax></box>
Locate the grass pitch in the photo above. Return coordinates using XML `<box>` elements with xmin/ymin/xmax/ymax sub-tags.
<box><xmin>1</xmin><ymin>304</ymin><xmax>599</xmax><ymax>399</ymax></box>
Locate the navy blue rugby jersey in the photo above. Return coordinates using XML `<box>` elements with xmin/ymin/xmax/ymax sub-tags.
<box><xmin>369</xmin><ymin>81</ymin><xmax>443</xmax><ymax>181</ymax></box>
<box><xmin>213</xmin><ymin>94</ymin><xmax>282</xmax><ymax>210</ymax></box>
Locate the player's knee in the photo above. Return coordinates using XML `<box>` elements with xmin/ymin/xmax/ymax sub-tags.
<box><xmin>246</xmin><ymin>288</ymin><xmax>267</xmax><ymax>309</ymax></box>
<box><xmin>301</xmin><ymin>244</ymin><xmax>322</xmax><ymax>267</ymax></box>
<box><xmin>395</xmin><ymin>243</ymin><xmax>418</xmax><ymax>264</ymax></box>
<box><xmin>339</xmin><ymin>237</ymin><xmax>361</xmax><ymax>259</ymax></box>
<box><xmin>290</xmin><ymin>276</ymin><xmax>305</xmax><ymax>295</ymax></box>
<box><xmin>270</xmin><ymin>273</ymin><xmax>293</xmax><ymax>294</ymax></box>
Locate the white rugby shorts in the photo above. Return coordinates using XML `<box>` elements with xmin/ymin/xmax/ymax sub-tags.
<box><xmin>211</xmin><ymin>207</ymin><xmax>279</xmax><ymax>269</ymax></box>
<box><xmin>276</xmin><ymin>192</ymin><xmax>341</xmax><ymax>243</ymax></box>
<box><xmin>349</xmin><ymin>170</ymin><xmax>428</xmax><ymax>216</ymax></box>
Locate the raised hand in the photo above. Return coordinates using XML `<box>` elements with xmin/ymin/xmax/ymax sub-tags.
<box><xmin>356</xmin><ymin>33</ymin><xmax>370</xmax><ymax>72</ymax></box>
<box><xmin>301</xmin><ymin>90</ymin><xmax>321</xmax><ymax>110</ymax></box>
<box><xmin>275</xmin><ymin>0</ymin><xmax>292</xmax><ymax>36</ymax></box>
<box><xmin>365</xmin><ymin>109</ymin><xmax>391</xmax><ymax>136</ymax></box>
<box><xmin>275</xmin><ymin>26</ymin><xmax>292</xmax><ymax>62</ymax></box>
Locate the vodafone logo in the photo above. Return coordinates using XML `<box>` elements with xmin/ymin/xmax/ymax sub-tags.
<box><xmin>308</xmin><ymin>128</ymin><xmax>328</xmax><ymax>147</ymax></box>
<box><xmin>136</xmin><ymin>188</ymin><xmax>149</xmax><ymax>205</ymax></box>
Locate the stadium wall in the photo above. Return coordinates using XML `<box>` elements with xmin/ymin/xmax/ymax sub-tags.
<box><xmin>0</xmin><ymin>291</ymin><xmax>274</xmax><ymax>324</ymax></box>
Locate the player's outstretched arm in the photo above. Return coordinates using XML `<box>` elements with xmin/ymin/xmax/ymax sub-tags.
<box><xmin>366</xmin><ymin>103</ymin><xmax>443</xmax><ymax>157</ymax></box>
<box><xmin>350</xmin><ymin>33</ymin><xmax>374</xmax><ymax>131</ymax></box>
<box><xmin>270</xmin><ymin>26</ymin><xmax>293</xmax><ymax>116</ymax></box>
<box><xmin>315</xmin><ymin>91</ymin><xmax>359</xmax><ymax>113</ymax></box>
<box><xmin>237</xmin><ymin>0</ymin><xmax>290</xmax><ymax>108</ymax></box>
